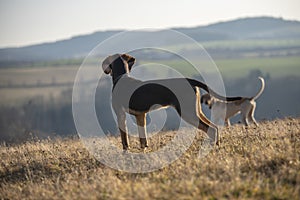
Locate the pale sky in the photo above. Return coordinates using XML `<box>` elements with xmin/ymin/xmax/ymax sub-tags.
<box><xmin>0</xmin><ymin>0</ymin><xmax>300</xmax><ymax>48</ymax></box>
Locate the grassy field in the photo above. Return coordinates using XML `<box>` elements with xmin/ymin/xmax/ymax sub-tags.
<box><xmin>216</xmin><ymin>56</ymin><xmax>300</xmax><ymax>79</ymax></box>
<box><xmin>0</xmin><ymin>65</ymin><xmax>95</xmax><ymax>104</ymax></box>
<box><xmin>165</xmin><ymin>39</ymin><xmax>300</xmax><ymax>51</ymax></box>
<box><xmin>1</xmin><ymin>118</ymin><xmax>299</xmax><ymax>199</ymax></box>
<box><xmin>202</xmin><ymin>39</ymin><xmax>300</xmax><ymax>49</ymax></box>
<box><xmin>155</xmin><ymin>56</ymin><xmax>300</xmax><ymax>78</ymax></box>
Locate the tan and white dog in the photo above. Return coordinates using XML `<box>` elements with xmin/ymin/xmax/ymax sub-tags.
<box><xmin>201</xmin><ymin>77</ymin><xmax>265</xmax><ymax>126</ymax></box>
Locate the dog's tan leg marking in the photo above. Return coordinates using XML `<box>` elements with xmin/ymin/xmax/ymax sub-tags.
<box><xmin>195</xmin><ymin>88</ymin><xmax>214</xmax><ymax>127</ymax></box>
<box><xmin>136</xmin><ymin>113</ymin><xmax>148</xmax><ymax>149</ymax></box>
<box><xmin>195</xmin><ymin>88</ymin><xmax>219</xmax><ymax>145</ymax></box>
<box><xmin>117</xmin><ymin>111</ymin><xmax>129</xmax><ymax>150</ymax></box>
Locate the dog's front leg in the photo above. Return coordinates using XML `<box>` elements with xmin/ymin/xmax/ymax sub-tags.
<box><xmin>117</xmin><ymin>111</ymin><xmax>129</xmax><ymax>151</ymax></box>
<box><xmin>135</xmin><ymin>113</ymin><xmax>148</xmax><ymax>150</ymax></box>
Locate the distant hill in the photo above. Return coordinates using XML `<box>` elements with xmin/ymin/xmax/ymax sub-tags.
<box><xmin>1</xmin><ymin>17</ymin><xmax>300</xmax><ymax>64</ymax></box>
<box><xmin>174</xmin><ymin>16</ymin><xmax>300</xmax><ymax>41</ymax></box>
<box><xmin>0</xmin><ymin>30</ymin><xmax>120</xmax><ymax>62</ymax></box>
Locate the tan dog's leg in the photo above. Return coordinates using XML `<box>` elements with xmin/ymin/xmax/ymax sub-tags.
<box><xmin>241</xmin><ymin>113</ymin><xmax>249</xmax><ymax>126</ymax></box>
<box><xmin>248</xmin><ymin>103</ymin><xmax>258</xmax><ymax>126</ymax></box>
<box><xmin>117</xmin><ymin>111</ymin><xmax>129</xmax><ymax>150</ymax></box>
<box><xmin>136</xmin><ymin>113</ymin><xmax>148</xmax><ymax>149</ymax></box>
<box><xmin>242</xmin><ymin>103</ymin><xmax>253</xmax><ymax>126</ymax></box>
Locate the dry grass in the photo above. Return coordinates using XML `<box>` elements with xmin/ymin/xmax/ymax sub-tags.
<box><xmin>1</xmin><ymin>118</ymin><xmax>300</xmax><ymax>200</ymax></box>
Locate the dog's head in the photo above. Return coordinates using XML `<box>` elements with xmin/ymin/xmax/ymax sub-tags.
<box><xmin>201</xmin><ymin>93</ymin><xmax>214</xmax><ymax>109</ymax></box>
<box><xmin>102</xmin><ymin>54</ymin><xmax>136</xmax><ymax>76</ymax></box>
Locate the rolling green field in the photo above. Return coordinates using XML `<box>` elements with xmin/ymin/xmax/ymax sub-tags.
<box><xmin>202</xmin><ymin>39</ymin><xmax>300</xmax><ymax>49</ymax></box>
<box><xmin>146</xmin><ymin>56</ymin><xmax>300</xmax><ymax>78</ymax></box>
<box><xmin>0</xmin><ymin>55</ymin><xmax>299</xmax><ymax>104</ymax></box>
<box><xmin>157</xmin><ymin>39</ymin><xmax>300</xmax><ymax>78</ymax></box>
<box><xmin>216</xmin><ymin>56</ymin><xmax>300</xmax><ymax>78</ymax></box>
<box><xmin>165</xmin><ymin>39</ymin><xmax>300</xmax><ymax>51</ymax></box>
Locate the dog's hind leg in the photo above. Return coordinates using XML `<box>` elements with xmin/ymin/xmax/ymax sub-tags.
<box><xmin>242</xmin><ymin>103</ymin><xmax>254</xmax><ymax>126</ymax></box>
<box><xmin>136</xmin><ymin>113</ymin><xmax>148</xmax><ymax>149</ymax></box>
<box><xmin>175</xmin><ymin>100</ymin><xmax>219</xmax><ymax>146</ymax></box>
<box><xmin>196</xmin><ymin>92</ymin><xmax>218</xmax><ymax>130</ymax></box>
<box><xmin>196</xmin><ymin>88</ymin><xmax>219</xmax><ymax>145</ymax></box>
<box><xmin>198</xmin><ymin>111</ymin><xmax>219</xmax><ymax>146</ymax></box>
<box><xmin>198</xmin><ymin>116</ymin><xmax>219</xmax><ymax>146</ymax></box>
<box><xmin>248</xmin><ymin>103</ymin><xmax>258</xmax><ymax>126</ymax></box>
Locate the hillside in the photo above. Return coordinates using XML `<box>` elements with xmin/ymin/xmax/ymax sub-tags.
<box><xmin>203</xmin><ymin>17</ymin><xmax>300</xmax><ymax>39</ymax></box>
<box><xmin>1</xmin><ymin>118</ymin><xmax>299</xmax><ymax>199</ymax></box>
<box><xmin>1</xmin><ymin>17</ymin><xmax>300</xmax><ymax>64</ymax></box>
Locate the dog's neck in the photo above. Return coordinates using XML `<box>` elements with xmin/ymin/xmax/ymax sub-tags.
<box><xmin>113</xmin><ymin>73</ymin><xmax>129</xmax><ymax>87</ymax></box>
<box><xmin>111</xmin><ymin>56</ymin><xmax>130</xmax><ymax>86</ymax></box>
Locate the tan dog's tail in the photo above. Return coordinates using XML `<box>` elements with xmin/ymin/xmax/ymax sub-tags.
<box><xmin>251</xmin><ymin>77</ymin><xmax>265</xmax><ymax>100</ymax></box>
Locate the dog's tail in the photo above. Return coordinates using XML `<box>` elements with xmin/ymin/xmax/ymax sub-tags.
<box><xmin>187</xmin><ymin>78</ymin><xmax>242</xmax><ymax>101</ymax></box>
<box><xmin>251</xmin><ymin>77</ymin><xmax>265</xmax><ymax>100</ymax></box>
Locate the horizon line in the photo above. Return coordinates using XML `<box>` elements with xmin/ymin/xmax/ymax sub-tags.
<box><xmin>1</xmin><ymin>15</ymin><xmax>299</xmax><ymax>49</ymax></box>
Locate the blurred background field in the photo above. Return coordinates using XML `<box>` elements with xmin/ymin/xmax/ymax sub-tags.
<box><xmin>0</xmin><ymin>17</ymin><xmax>300</xmax><ymax>143</ymax></box>
<box><xmin>1</xmin><ymin>55</ymin><xmax>300</xmax><ymax>104</ymax></box>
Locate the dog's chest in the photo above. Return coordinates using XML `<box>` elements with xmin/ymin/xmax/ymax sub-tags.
<box><xmin>112</xmin><ymin>77</ymin><xmax>183</xmax><ymax>113</ymax></box>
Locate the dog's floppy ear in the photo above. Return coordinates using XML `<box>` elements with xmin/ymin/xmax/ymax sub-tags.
<box><xmin>121</xmin><ymin>54</ymin><xmax>135</xmax><ymax>71</ymax></box>
<box><xmin>102</xmin><ymin>55</ymin><xmax>112</xmax><ymax>74</ymax></box>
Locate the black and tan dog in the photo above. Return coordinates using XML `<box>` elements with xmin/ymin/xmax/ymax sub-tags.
<box><xmin>102</xmin><ymin>53</ymin><xmax>241</xmax><ymax>151</ymax></box>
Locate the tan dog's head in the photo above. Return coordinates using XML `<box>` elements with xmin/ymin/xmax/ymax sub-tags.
<box><xmin>102</xmin><ymin>54</ymin><xmax>136</xmax><ymax>76</ymax></box>
<box><xmin>201</xmin><ymin>93</ymin><xmax>215</xmax><ymax>109</ymax></box>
